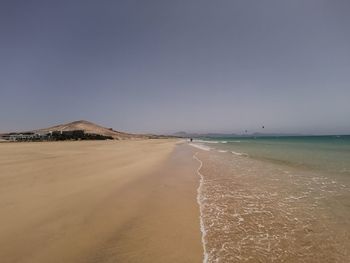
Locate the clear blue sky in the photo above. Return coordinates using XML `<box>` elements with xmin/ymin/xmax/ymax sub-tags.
<box><xmin>1</xmin><ymin>0</ymin><xmax>349</xmax><ymax>134</ymax></box>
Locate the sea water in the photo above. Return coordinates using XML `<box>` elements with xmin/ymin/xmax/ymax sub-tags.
<box><xmin>193</xmin><ymin>136</ymin><xmax>350</xmax><ymax>262</ymax></box>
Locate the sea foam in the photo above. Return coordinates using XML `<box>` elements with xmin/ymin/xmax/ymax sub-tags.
<box><xmin>193</xmin><ymin>153</ymin><xmax>209</xmax><ymax>263</ymax></box>
<box><xmin>231</xmin><ymin>151</ymin><xmax>247</xmax><ymax>156</ymax></box>
<box><xmin>189</xmin><ymin>143</ymin><xmax>211</xmax><ymax>151</ymax></box>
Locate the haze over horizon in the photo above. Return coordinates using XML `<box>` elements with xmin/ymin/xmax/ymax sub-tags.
<box><xmin>1</xmin><ymin>1</ymin><xmax>350</xmax><ymax>135</ymax></box>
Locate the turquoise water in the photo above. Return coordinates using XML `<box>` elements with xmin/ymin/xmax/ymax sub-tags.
<box><xmin>199</xmin><ymin>135</ymin><xmax>350</xmax><ymax>176</ymax></box>
<box><xmin>193</xmin><ymin>136</ymin><xmax>350</xmax><ymax>262</ymax></box>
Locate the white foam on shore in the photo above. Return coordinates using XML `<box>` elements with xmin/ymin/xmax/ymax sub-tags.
<box><xmin>189</xmin><ymin>143</ymin><xmax>211</xmax><ymax>151</ymax></box>
<box><xmin>218</xmin><ymin>150</ymin><xmax>228</xmax><ymax>153</ymax></box>
<box><xmin>194</xmin><ymin>139</ymin><xmax>220</xmax><ymax>144</ymax></box>
<box><xmin>193</xmin><ymin>153</ymin><xmax>209</xmax><ymax>263</ymax></box>
<box><xmin>194</xmin><ymin>139</ymin><xmax>228</xmax><ymax>144</ymax></box>
<box><xmin>231</xmin><ymin>151</ymin><xmax>247</xmax><ymax>156</ymax></box>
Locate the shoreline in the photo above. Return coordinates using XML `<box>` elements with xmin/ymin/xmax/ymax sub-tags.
<box><xmin>190</xmin><ymin>142</ymin><xmax>350</xmax><ymax>262</ymax></box>
<box><xmin>193</xmin><ymin>153</ymin><xmax>209</xmax><ymax>263</ymax></box>
<box><xmin>0</xmin><ymin>140</ymin><xmax>203</xmax><ymax>262</ymax></box>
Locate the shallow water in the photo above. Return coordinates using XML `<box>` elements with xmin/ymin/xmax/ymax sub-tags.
<box><xmin>195</xmin><ymin>142</ymin><xmax>350</xmax><ymax>262</ymax></box>
<box><xmin>197</xmin><ymin>135</ymin><xmax>350</xmax><ymax>176</ymax></box>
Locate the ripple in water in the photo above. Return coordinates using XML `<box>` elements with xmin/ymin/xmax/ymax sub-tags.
<box><xmin>196</xmin><ymin>151</ymin><xmax>350</xmax><ymax>263</ymax></box>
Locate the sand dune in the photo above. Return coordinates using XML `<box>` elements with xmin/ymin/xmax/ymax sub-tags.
<box><xmin>35</xmin><ymin>120</ymin><xmax>146</xmax><ymax>139</ymax></box>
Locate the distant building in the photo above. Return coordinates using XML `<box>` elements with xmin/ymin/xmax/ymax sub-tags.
<box><xmin>1</xmin><ymin>130</ymin><xmax>113</xmax><ymax>142</ymax></box>
<box><xmin>1</xmin><ymin>132</ymin><xmax>48</xmax><ymax>141</ymax></box>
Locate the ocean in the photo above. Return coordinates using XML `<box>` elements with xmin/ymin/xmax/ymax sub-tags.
<box><xmin>191</xmin><ymin>136</ymin><xmax>350</xmax><ymax>262</ymax></box>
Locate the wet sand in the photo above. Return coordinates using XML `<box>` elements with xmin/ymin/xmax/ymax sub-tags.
<box><xmin>0</xmin><ymin>140</ymin><xmax>202</xmax><ymax>263</ymax></box>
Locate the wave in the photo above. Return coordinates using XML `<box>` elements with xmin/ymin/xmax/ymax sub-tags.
<box><xmin>194</xmin><ymin>139</ymin><xmax>229</xmax><ymax>144</ymax></box>
<box><xmin>189</xmin><ymin>143</ymin><xmax>211</xmax><ymax>151</ymax></box>
<box><xmin>194</xmin><ymin>140</ymin><xmax>220</xmax><ymax>144</ymax></box>
<box><xmin>195</xmin><ymin>139</ymin><xmax>244</xmax><ymax>145</ymax></box>
<box><xmin>231</xmin><ymin>151</ymin><xmax>248</xmax><ymax>156</ymax></box>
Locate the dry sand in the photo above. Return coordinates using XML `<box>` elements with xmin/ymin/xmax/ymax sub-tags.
<box><xmin>0</xmin><ymin>140</ymin><xmax>202</xmax><ymax>263</ymax></box>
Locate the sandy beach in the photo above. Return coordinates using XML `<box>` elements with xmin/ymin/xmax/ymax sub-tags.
<box><xmin>0</xmin><ymin>140</ymin><xmax>202</xmax><ymax>263</ymax></box>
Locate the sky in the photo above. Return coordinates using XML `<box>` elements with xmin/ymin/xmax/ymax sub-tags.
<box><xmin>1</xmin><ymin>0</ymin><xmax>350</xmax><ymax>135</ymax></box>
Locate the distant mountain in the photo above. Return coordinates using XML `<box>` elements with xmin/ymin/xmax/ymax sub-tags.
<box><xmin>34</xmin><ymin>120</ymin><xmax>147</xmax><ymax>140</ymax></box>
<box><xmin>172</xmin><ymin>131</ymin><xmax>189</xmax><ymax>137</ymax></box>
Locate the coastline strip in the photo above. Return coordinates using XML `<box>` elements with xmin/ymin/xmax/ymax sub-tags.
<box><xmin>193</xmin><ymin>152</ymin><xmax>209</xmax><ymax>263</ymax></box>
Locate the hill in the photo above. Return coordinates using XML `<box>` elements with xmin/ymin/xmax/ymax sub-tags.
<box><xmin>35</xmin><ymin>120</ymin><xmax>146</xmax><ymax>140</ymax></box>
